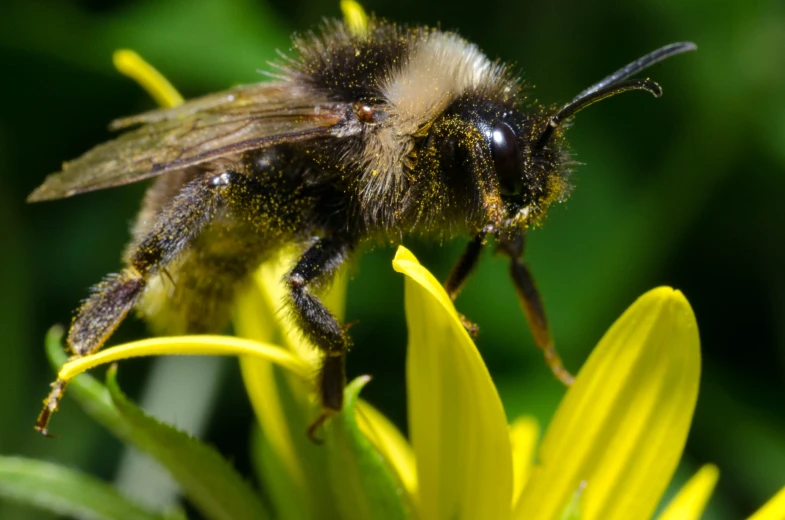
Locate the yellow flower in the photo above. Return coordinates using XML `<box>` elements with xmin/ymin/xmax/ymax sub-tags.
<box><xmin>58</xmin><ymin>243</ymin><xmax>785</xmax><ymax>520</ymax></box>
<box><xmin>53</xmin><ymin>6</ymin><xmax>785</xmax><ymax>518</ymax></box>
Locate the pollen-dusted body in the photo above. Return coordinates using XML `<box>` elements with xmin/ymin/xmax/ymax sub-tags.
<box><xmin>29</xmin><ymin>13</ymin><xmax>695</xmax><ymax>436</ymax></box>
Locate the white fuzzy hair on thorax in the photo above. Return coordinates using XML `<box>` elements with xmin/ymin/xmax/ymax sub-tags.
<box><xmin>383</xmin><ymin>31</ymin><xmax>495</xmax><ymax>130</ymax></box>
<box><xmin>358</xmin><ymin>31</ymin><xmax>504</xmax><ymax>213</ymax></box>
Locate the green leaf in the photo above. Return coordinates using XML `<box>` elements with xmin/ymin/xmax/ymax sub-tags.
<box><xmin>0</xmin><ymin>455</ymin><xmax>168</xmax><ymax>520</ymax></box>
<box><xmin>324</xmin><ymin>376</ymin><xmax>410</xmax><ymax>520</ymax></box>
<box><xmin>44</xmin><ymin>327</ymin><xmax>269</xmax><ymax>520</ymax></box>
<box><xmin>104</xmin><ymin>366</ymin><xmax>269</xmax><ymax>520</ymax></box>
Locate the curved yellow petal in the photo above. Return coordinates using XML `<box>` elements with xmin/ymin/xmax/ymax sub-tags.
<box><xmin>510</xmin><ymin>416</ymin><xmax>540</xmax><ymax>509</ymax></box>
<box><xmin>235</xmin><ymin>252</ymin><xmax>351</xmax><ymax>519</ymax></box>
<box><xmin>113</xmin><ymin>49</ymin><xmax>184</xmax><ymax>109</ymax></box>
<box><xmin>657</xmin><ymin>465</ymin><xmax>719</xmax><ymax>520</ymax></box>
<box><xmin>58</xmin><ymin>336</ymin><xmax>309</xmax><ymax>381</ymax></box>
<box><xmin>393</xmin><ymin>246</ymin><xmax>512</xmax><ymax>520</ymax></box>
<box><xmin>236</xmin><ymin>275</ymin><xmax>306</xmax><ymax>496</ymax></box>
<box><xmin>748</xmin><ymin>486</ymin><xmax>785</xmax><ymax>520</ymax></box>
<box><xmin>516</xmin><ymin>287</ymin><xmax>701</xmax><ymax>520</ymax></box>
<box><xmin>357</xmin><ymin>400</ymin><xmax>417</xmax><ymax>497</ymax></box>
<box><xmin>340</xmin><ymin>0</ymin><xmax>370</xmax><ymax>37</ymax></box>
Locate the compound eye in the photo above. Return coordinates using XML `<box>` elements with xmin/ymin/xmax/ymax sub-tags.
<box><xmin>491</xmin><ymin>122</ymin><xmax>525</xmax><ymax>196</ymax></box>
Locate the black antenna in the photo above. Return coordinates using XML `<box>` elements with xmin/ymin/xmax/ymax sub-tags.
<box><xmin>536</xmin><ymin>41</ymin><xmax>697</xmax><ymax>149</ymax></box>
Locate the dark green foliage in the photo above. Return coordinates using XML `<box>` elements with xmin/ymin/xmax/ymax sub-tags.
<box><xmin>0</xmin><ymin>455</ymin><xmax>174</xmax><ymax>520</ymax></box>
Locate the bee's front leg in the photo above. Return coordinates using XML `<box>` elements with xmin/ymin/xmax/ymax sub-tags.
<box><xmin>444</xmin><ymin>229</ymin><xmax>490</xmax><ymax>337</ymax></box>
<box><xmin>444</xmin><ymin>231</ymin><xmax>487</xmax><ymax>300</ymax></box>
<box><xmin>36</xmin><ymin>171</ymin><xmax>251</xmax><ymax>436</ymax></box>
<box><xmin>497</xmin><ymin>231</ymin><xmax>575</xmax><ymax>386</ymax></box>
<box><xmin>286</xmin><ymin>236</ymin><xmax>355</xmax><ymax>442</ymax></box>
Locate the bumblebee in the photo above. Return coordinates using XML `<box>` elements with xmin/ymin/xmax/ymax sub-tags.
<box><xmin>30</xmin><ymin>11</ymin><xmax>695</xmax><ymax>437</ymax></box>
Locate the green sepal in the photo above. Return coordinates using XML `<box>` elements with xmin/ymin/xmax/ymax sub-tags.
<box><xmin>323</xmin><ymin>376</ymin><xmax>410</xmax><ymax>520</ymax></box>
<box><xmin>0</xmin><ymin>455</ymin><xmax>174</xmax><ymax>520</ymax></box>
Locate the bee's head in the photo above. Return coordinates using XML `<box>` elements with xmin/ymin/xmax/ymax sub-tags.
<box><xmin>427</xmin><ymin>41</ymin><xmax>697</xmax><ymax>236</ymax></box>
<box><xmin>475</xmin><ymin>106</ymin><xmax>570</xmax><ymax>230</ymax></box>
<box><xmin>426</xmin><ymin>99</ymin><xmax>570</xmax><ymax>234</ymax></box>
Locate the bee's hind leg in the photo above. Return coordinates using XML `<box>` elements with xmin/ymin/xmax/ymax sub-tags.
<box><xmin>36</xmin><ymin>170</ymin><xmax>255</xmax><ymax>435</ymax></box>
<box><xmin>286</xmin><ymin>235</ymin><xmax>355</xmax><ymax>442</ymax></box>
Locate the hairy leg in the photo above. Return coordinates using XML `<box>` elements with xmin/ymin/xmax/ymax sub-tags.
<box><xmin>497</xmin><ymin>231</ymin><xmax>574</xmax><ymax>386</ymax></box>
<box><xmin>286</xmin><ymin>235</ymin><xmax>354</xmax><ymax>441</ymax></box>
<box><xmin>36</xmin><ymin>171</ymin><xmax>264</xmax><ymax>434</ymax></box>
<box><xmin>444</xmin><ymin>231</ymin><xmax>487</xmax><ymax>300</ymax></box>
<box><xmin>444</xmin><ymin>229</ymin><xmax>490</xmax><ymax>336</ymax></box>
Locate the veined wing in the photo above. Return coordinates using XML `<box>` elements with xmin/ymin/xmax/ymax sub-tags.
<box><xmin>108</xmin><ymin>82</ymin><xmax>305</xmax><ymax>129</ymax></box>
<box><xmin>28</xmin><ymin>82</ymin><xmax>349</xmax><ymax>202</ymax></box>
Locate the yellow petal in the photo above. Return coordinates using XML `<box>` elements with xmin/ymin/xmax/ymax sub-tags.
<box><xmin>235</xmin><ymin>274</ymin><xmax>306</xmax><ymax>494</ymax></box>
<box><xmin>657</xmin><ymin>465</ymin><xmax>719</xmax><ymax>520</ymax></box>
<box><xmin>113</xmin><ymin>49</ymin><xmax>184</xmax><ymax>108</ymax></box>
<box><xmin>356</xmin><ymin>400</ymin><xmax>418</xmax><ymax>497</ymax></box>
<box><xmin>393</xmin><ymin>246</ymin><xmax>512</xmax><ymax>520</ymax></box>
<box><xmin>235</xmin><ymin>251</ymin><xmax>351</xmax><ymax>518</ymax></box>
<box><xmin>516</xmin><ymin>287</ymin><xmax>701</xmax><ymax>520</ymax></box>
<box><xmin>58</xmin><ymin>336</ymin><xmax>309</xmax><ymax>381</ymax></box>
<box><xmin>510</xmin><ymin>416</ymin><xmax>540</xmax><ymax>510</ymax></box>
<box><xmin>748</xmin><ymin>486</ymin><xmax>785</xmax><ymax>520</ymax></box>
<box><xmin>340</xmin><ymin>0</ymin><xmax>369</xmax><ymax>37</ymax></box>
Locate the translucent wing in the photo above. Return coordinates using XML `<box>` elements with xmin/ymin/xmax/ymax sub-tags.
<box><xmin>28</xmin><ymin>82</ymin><xmax>349</xmax><ymax>202</ymax></box>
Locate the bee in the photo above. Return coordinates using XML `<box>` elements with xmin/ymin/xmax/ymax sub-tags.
<box><xmin>29</xmin><ymin>9</ymin><xmax>695</xmax><ymax>438</ymax></box>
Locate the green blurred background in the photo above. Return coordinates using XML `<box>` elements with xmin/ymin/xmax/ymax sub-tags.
<box><xmin>1</xmin><ymin>0</ymin><xmax>784</xmax><ymax>518</ymax></box>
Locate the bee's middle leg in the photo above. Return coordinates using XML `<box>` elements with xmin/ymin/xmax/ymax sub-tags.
<box><xmin>286</xmin><ymin>236</ymin><xmax>354</xmax><ymax>439</ymax></box>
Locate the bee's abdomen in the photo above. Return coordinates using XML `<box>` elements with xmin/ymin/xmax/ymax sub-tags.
<box><xmin>137</xmin><ymin>221</ymin><xmax>274</xmax><ymax>334</ymax></box>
